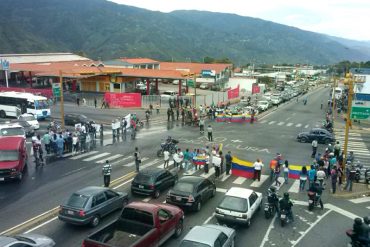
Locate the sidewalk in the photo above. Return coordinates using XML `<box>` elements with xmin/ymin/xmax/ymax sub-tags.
<box><xmin>334</xmin><ymin>110</ymin><xmax>370</xmax><ymax>132</ymax></box>
<box><xmin>332</xmin><ymin>183</ymin><xmax>370</xmax><ymax>199</ymax></box>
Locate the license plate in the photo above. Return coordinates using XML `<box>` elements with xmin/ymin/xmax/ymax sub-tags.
<box><xmin>138</xmin><ymin>185</ymin><xmax>144</xmax><ymax>189</ymax></box>
<box><xmin>176</xmin><ymin>196</ymin><xmax>182</xmax><ymax>201</ymax></box>
<box><xmin>281</xmin><ymin>214</ymin><xmax>286</xmax><ymax>219</ymax></box>
<box><xmin>67</xmin><ymin>210</ymin><xmax>74</xmax><ymax>215</ymax></box>
<box><xmin>264</xmin><ymin>206</ymin><xmax>269</xmax><ymax>210</ymax></box>
<box><xmin>0</xmin><ymin>178</ymin><xmax>4</xmax><ymax>181</ymax></box>
<box><xmin>309</xmin><ymin>200</ymin><xmax>313</xmax><ymax>203</ymax></box>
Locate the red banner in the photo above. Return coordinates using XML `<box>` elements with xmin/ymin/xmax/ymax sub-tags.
<box><xmin>0</xmin><ymin>86</ymin><xmax>52</xmax><ymax>98</ymax></box>
<box><xmin>252</xmin><ymin>84</ymin><xmax>260</xmax><ymax>94</ymax></box>
<box><xmin>227</xmin><ymin>85</ymin><xmax>240</xmax><ymax>99</ymax></box>
<box><xmin>104</xmin><ymin>93</ymin><xmax>142</xmax><ymax>108</ymax></box>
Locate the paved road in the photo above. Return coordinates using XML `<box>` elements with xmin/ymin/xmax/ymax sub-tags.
<box><xmin>1</xmin><ymin>87</ymin><xmax>369</xmax><ymax>247</ymax></box>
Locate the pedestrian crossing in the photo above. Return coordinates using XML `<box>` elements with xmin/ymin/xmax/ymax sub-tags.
<box><xmin>334</xmin><ymin>130</ymin><xmax>370</xmax><ymax>166</ymax></box>
<box><xmin>259</xmin><ymin>120</ymin><xmax>313</xmax><ymax>128</ymax></box>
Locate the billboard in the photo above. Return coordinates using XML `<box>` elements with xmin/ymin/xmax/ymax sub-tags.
<box><xmin>252</xmin><ymin>84</ymin><xmax>260</xmax><ymax>94</ymax></box>
<box><xmin>227</xmin><ymin>85</ymin><xmax>240</xmax><ymax>99</ymax></box>
<box><xmin>201</xmin><ymin>70</ymin><xmax>216</xmax><ymax>77</ymax></box>
<box><xmin>104</xmin><ymin>93</ymin><xmax>141</xmax><ymax>108</ymax></box>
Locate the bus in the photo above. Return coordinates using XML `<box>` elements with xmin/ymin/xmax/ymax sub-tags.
<box><xmin>0</xmin><ymin>91</ymin><xmax>51</xmax><ymax>120</ymax></box>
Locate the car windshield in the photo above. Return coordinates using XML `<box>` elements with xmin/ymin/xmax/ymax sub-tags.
<box><xmin>179</xmin><ymin>240</ymin><xmax>211</xmax><ymax>247</ymax></box>
<box><xmin>34</xmin><ymin>100</ymin><xmax>49</xmax><ymax>110</ymax></box>
<box><xmin>20</xmin><ymin>115</ymin><xmax>36</xmax><ymax>121</ymax></box>
<box><xmin>0</xmin><ymin>128</ymin><xmax>25</xmax><ymax>137</ymax></box>
<box><xmin>173</xmin><ymin>182</ymin><xmax>194</xmax><ymax>193</ymax></box>
<box><xmin>218</xmin><ymin>196</ymin><xmax>248</xmax><ymax>212</ymax></box>
<box><xmin>0</xmin><ymin>150</ymin><xmax>19</xmax><ymax>161</ymax></box>
<box><xmin>15</xmin><ymin>121</ymin><xmax>31</xmax><ymax>127</ymax></box>
<box><xmin>135</xmin><ymin>174</ymin><xmax>155</xmax><ymax>184</ymax></box>
<box><xmin>66</xmin><ymin>193</ymin><xmax>90</xmax><ymax>208</ymax></box>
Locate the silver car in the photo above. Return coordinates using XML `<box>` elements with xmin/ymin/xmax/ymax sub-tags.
<box><xmin>58</xmin><ymin>186</ymin><xmax>129</xmax><ymax>227</ymax></box>
<box><xmin>179</xmin><ymin>224</ymin><xmax>235</xmax><ymax>247</ymax></box>
<box><xmin>0</xmin><ymin>233</ymin><xmax>55</xmax><ymax>247</ymax></box>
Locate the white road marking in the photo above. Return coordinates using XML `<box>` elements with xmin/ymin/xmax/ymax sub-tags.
<box><xmin>140</xmin><ymin>159</ymin><xmax>161</xmax><ymax>169</ymax></box>
<box><xmin>260</xmin><ymin>120</ymin><xmax>268</xmax><ymax>124</ymax></box>
<box><xmin>367</xmin><ymin>206</ymin><xmax>370</xmax><ymax>210</ymax></box>
<box><xmin>268</xmin><ymin>121</ymin><xmax>276</xmax><ymax>125</ymax></box>
<box><xmin>233</xmin><ymin>177</ymin><xmax>247</xmax><ymax>184</ymax></box>
<box><xmin>259</xmin><ymin>215</ymin><xmax>277</xmax><ymax>247</ymax></box>
<box><xmin>200</xmin><ymin>167</ymin><xmax>215</xmax><ymax>179</ymax></box>
<box><xmin>286</xmin><ymin>123</ymin><xmax>293</xmax><ymax>127</ymax></box>
<box><xmin>270</xmin><ymin>177</ymin><xmax>285</xmax><ymax>190</ymax></box>
<box><xmin>216</xmin><ymin>188</ymin><xmax>228</xmax><ymax>193</ymax></box>
<box><xmin>157</xmin><ymin>161</ymin><xmax>174</xmax><ymax>169</ymax></box>
<box><xmin>24</xmin><ymin>216</ymin><xmax>58</xmax><ymax>234</ymax></box>
<box><xmin>83</xmin><ymin>152</ymin><xmax>111</xmax><ymax>162</ymax></box>
<box><xmin>111</xmin><ymin>156</ymin><xmax>133</xmax><ymax>165</ymax></box>
<box><xmin>203</xmin><ymin>213</ymin><xmax>215</xmax><ymax>224</ymax></box>
<box><xmin>96</xmin><ymin>154</ymin><xmax>123</xmax><ymax>164</ymax></box>
<box><xmin>304</xmin><ymin>124</ymin><xmax>309</xmax><ymax>128</ymax></box>
<box><xmin>123</xmin><ymin>157</ymin><xmax>149</xmax><ymax>167</ymax></box>
<box><xmin>184</xmin><ymin>169</ymin><xmax>197</xmax><ymax>175</ymax></box>
<box><xmin>295</xmin><ymin>123</ymin><xmax>302</xmax><ymax>127</ymax></box>
<box><xmin>62</xmin><ymin>167</ymin><xmax>86</xmax><ymax>177</ymax></box>
<box><xmin>325</xmin><ymin>204</ymin><xmax>360</xmax><ymax>219</ymax></box>
<box><xmin>70</xmin><ymin>151</ymin><xmax>99</xmax><ymax>160</ymax></box>
<box><xmin>277</xmin><ymin>122</ymin><xmax>285</xmax><ymax>126</ymax></box>
<box><xmin>142</xmin><ymin>197</ymin><xmax>151</xmax><ymax>202</ymax></box>
<box><xmin>221</xmin><ymin>174</ymin><xmax>231</xmax><ymax>182</ymax></box>
<box><xmin>349</xmin><ymin>197</ymin><xmax>370</xmax><ymax>204</ymax></box>
<box><xmin>113</xmin><ymin>178</ymin><xmax>134</xmax><ymax>189</ymax></box>
<box><xmin>62</xmin><ymin>153</ymin><xmax>73</xmax><ymax>158</ymax></box>
<box><xmin>250</xmin><ymin>175</ymin><xmax>269</xmax><ymax>187</ymax></box>
<box><xmin>291</xmin><ymin>210</ymin><xmax>332</xmax><ymax>246</ymax></box>
<box><xmin>288</xmin><ymin>179</ymin><xmax>301</xmax><ymax>193</ymax></box>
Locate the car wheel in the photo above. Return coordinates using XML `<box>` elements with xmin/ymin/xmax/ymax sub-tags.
<box><xmin>0</xmin><ymin>110</ymin><xmax>6</xmax><ymax>118</ymax></box>
<box><xmin>301</xmin><ymin>137</ymin><xmax>308</xmax><ymax>143</ymax></box>
<box><xmin>90</xmin><ymin>215</ymin><xmax>100</xmax><ymax>227</ymax></box>
<box><xmin>153</xmin><ymin>190</ymin><xmax>160</xmax><ymax>199</ymax></box>
<box><xmin>211</xmin><ymin>188</ymin><xmax>216</xmax><ymax>198</ymax></box>
<box><xmin>122</xmin><ymin>198</ymin><xmax>129</xmax><ymax>207</ymax></box>
<box><xmin>246</xmin><ymin>218</ymin><xmax>251</xmax><ymax>228</ymax></box>
<box><xmin>173</xmin><ymin>219</ymin><xmax>183</xmax><ymax>238</ymax></box>
<box><xmin>196</xmin><ymin>201</ymin><xmax>202</xmax><ymax>212</ymax></box>
<box><xmin>258</xmin><ymin>201</ymin><xmax>262</xmax><ymax>211</ymax></box>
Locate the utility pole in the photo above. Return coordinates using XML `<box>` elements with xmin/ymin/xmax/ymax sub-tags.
<box><xmin>332</xmin><ymin>78</ymin><xmax>336</xmax><ymax>119</ymax></box>
<box><xmin>59</xmin><ymin>70</ymin><xmax>65</xmax><ymax>129</ymax></box>
<box><xmin>193</xmin><ymin>74</ymin><xmax>197</xmax><ymax>107</ymax></box>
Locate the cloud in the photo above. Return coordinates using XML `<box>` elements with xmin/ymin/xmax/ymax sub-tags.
<box><xmin>109</xmin><ymin>0</ymin><xmax>370</xmax><ymax>40</ymax></box>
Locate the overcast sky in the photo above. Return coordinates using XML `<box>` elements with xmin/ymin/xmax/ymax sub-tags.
<box><xmin>109</xmin><ymin>0</ymin><xmax>370</xmax><ymax>41</ymax></box>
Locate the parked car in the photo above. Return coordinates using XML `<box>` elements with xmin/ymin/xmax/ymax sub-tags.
<box><xmin>297</xmin><ymin>128</ymin><xmax>335</xmax><ymax>144</ymax></box>
<box><xmin>0</xmin><ymin>136</ymin><xmax>27</xmax><ymax>181</ymax></box>
<box><xmin>0</xmin><ymin>233</ymin><xmax>55</xmax><ymax>247</ymax></box>
<box><xmin>257</xmin><ymin>100</ymin><xmax>270</xmax><ymax>111</ymax></box>
<box><xmin>58</xmin><ymin>186</ymin><xmax>129</xmax><ymax>227</ymax></box>
<box><xmin>82</xmin><ymin>202</ymin><xmax>184</xmax><ymax>247</ymax></box>
<box><xmin>179</xmin><ymin>224</ymin><xmax>235</xmax><ymax>247</ymax></box>
<box><xmin>215</xmin><ymin>187</ymin><xmax>262</xmax><ymax>226</ymax></box>
<box><xmin>160</xmin><ymin>91</ymin><xmax>178</xmax><ymax>99</ymax></box>
<box><xmin>200</xmin><ymin>83</ymin><xmax>210</xmax><ymax>89</ymax></box>
<box><xmin>64</xmin><ymin>114</ymin><xmax>94</xmax><ymax>126</ymax></box>
<box><xmin>11</xmin><ymin>120</ymin><xmax>35</xmax><ymax>137</ymax></box>
<box><xmin>18</xmin><ymin>113</ymin><xmax>40</xmax><ymax>130</ymax></box>
<box><xmin>270</xmin><ymin>96</ymin><xmax>281</xmax><ymax>106</ymax></box>
<box><xmin>131</xmin><ymin>168</ymin><xmax>178</xmax><ymax>198</ymax></box>
<box><xmin>0</xmin><ymin>123</ymin><xmax>25</xmax><ymax>138</ymax></box>
<box><xmin>166</xmin><ymin>176</ymin><xmax>216</xmax><ymax>211</ymax></box>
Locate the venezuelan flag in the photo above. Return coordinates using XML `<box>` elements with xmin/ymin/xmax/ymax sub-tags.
<box><xmin>288</xmin><ymin>165</ymin><xmax>311</xmax><ymax>179</ymax></box>
<box><xmin>193</xmin><ymin>155</ymin><xmax>207</xmax><ymax>166</ymax></box>
<box><xmin>231</xmin><ymin>157</ymin><xmax>254</xmax><ymax>178</ymax></box>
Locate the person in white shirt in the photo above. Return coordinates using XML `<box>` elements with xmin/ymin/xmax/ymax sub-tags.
<box><xmin>173</xmin><ymin>148</ymin><xmax>184</xmax><ymax>170</ymax></box>
<box><xmin>311</xmin><ymin>139</ymin><xmax>318</xmax><ymax>158</ymax></box>
<box><xmin>163</xmin><ymin>150</ymin><xmax>170</xmax><ymax>169</ymax></box>
<box><xmin>72</xmin><ymin>135</ymin><xmax>79</xmax><ymax>156</ymax></box>
<box><xmin>86</xmin><ymin>134</ymin><xmax>91</xmax><ymax>152</ymax></box>
<box><xmin>316</xmin><ymin>168</ymin><xmax>326</xmax><ymax>187</ymax></box>
<box><xmin>253</xmin><ymin>158</ymin><xmax>264</xmax><ymax>181</ymax></box>
<box><xmin>213</xmin><ymin>154</ymin><xmax>222</xmax><ymax>178</ymax></box>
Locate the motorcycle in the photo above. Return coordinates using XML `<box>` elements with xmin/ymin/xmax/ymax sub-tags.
<box><xmin>157</xmin><ymin>139</ymin><xmax>178</xmax><ymax>157</ymax></box>
<box><xmin>307</xmin><ymin>191</ymin><xmax>321</xmax><ymax>211</ymax></box>
<box><xmin>48</xmin><ymin>120</ymin><xmax>61</xmax><ymax>132</ymax></box>
<box><xmin>346</xmin><ymin>229</ymin><xmax>369</xmax><ymax>247</ymax></box>
<box><xmin>280</xmin><ymin>209</ymin><xmax>290</xmax><ymax>227</ymax></box>
<box><xmin>264</xmin><ymin>202</ymin><xmax>276</xmax><ymax>219</ymax></box>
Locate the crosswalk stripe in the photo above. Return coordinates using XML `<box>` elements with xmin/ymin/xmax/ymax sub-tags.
<box><xmin>83</xmin><ymin>152</ymin><xmax>111</xmax><ymax>161</ymax></box>
<box><xmin>346</xmin><ymin>149</ymin><xmax>370</xmax><ymax>154</ymax></box>
<box><xmin>250</xmin><ymin>175</ymin><xmax>269</xmax><ymax>187</ymax></box>
<box><xmin>260</xmin><ymin>120</ymin><xmax>268</xmax><ymax>124</ymax></box>
<box><xmin>268</xmin><ymin>121</ymin><xmax>276</xmax><ymax>125</ymax></box>
<box><xmin>200</xmin><ymin>167</ymin><xmax>215</xmax><ymax>179</ymax></box>
<box><xmin>111</xmin><ymin>156</ymin><xmax>133</xmax><ymax>165</ymax></box>
<box><xmin>295</xmin><ymin>123</ymin><xmax>302</xmax><ymax>127</ymax></box>
<box><xmin>157</xmin><ymin>161</ymin><xmax>174</xmax><ymax>169</ymax></box>
<box><xmin>70</xmin><ymin>151</ymin><xmax>99</xmax><ymax>160</ymax></box>
<box><xmin>62</xmin><ymin>153</ymin><xmax>73</xmax><ymax>158</ymax></box>
<box><xmin>304</xmin><ymin>124</ymin><xmax>309</xmax><ymax>128</ymax></box>
<box><xmin>288</xmin><ymin>179</ymin><xmax>301</xmax><ymax>193</ymax></box>
<box><xmin>286</xmin><ymin>123</ymin><xmax>293</xmax><ymax>127</ymax></box>
<box><xmin>216</xmin><ymin>188</ymin><xmax>228</xmax><ymax>193</ymax></box>
<box><xmin>270</xmin><ymin>177</ymin><xmax>285</xmax><ymax>190</ymax></box>
<box><xmin>278</xmin><ymin>122</ymin><xmax>285</xmax><ymax>126</ymax></box>
<box><xmin>96</xmin><ymin>154</ymin><xmax>123</xmax><ymax>164</ymax></box>
<box><xmin>221</xmin><ymin>174</ymin><xmax>231</xmax><ymax>182</ymax></box>
<box><xmin>232</xmin><ymin>177</ymin><xmax>247</xmax><ymax>184</ymax></box>
<box><xmin>141</xmin><ymin>159</ymin><xmax>161</xmax><ymax>169</ymax></box>
<box><xmin>349</xmin><ymin>197</ymin><xmax>370</xmax><ymax>204</ymax></box>
<box><xmin>367</xmin><ymin>206</ymin><xmax>370</xmax><ymax>210</ymax></box>
<box><xmin>123</xmin><ymin>157</ymin><xmax>149</xmax><ymax>167</ymax></box>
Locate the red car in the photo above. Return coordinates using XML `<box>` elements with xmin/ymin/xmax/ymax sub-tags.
<box><xmin>0</xmin><ymin>136</ymin><xmax>27</xmax><ymax>181</ymax></box>
<box><xmin>82</xmin><ymin>202</ymin><xmax>184</xmax><ymax>247</ymax></box>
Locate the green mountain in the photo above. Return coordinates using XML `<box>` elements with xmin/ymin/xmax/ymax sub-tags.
<box><xmin>1</xmin><ymin>0</ymin><xmax>369</xmax><ymax>65</ymax></box>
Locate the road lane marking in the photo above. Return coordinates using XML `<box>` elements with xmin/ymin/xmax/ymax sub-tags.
<box><xmin>62</xmin><ymin>153</ymin><xmax>73</xmax><ymax>158</ymax></box>
<box><xmin>268</xmin><ymin>121</ymin><xmax>276</xmax><ymax>125</ymax></box>
<box><xmin>250</xmin><ymin>175</ymin><xmax>269</xmax><ymax>187</ymax></box>
<box><xmin>367</xmin><ymin>206</ymin><xmax>370</xmax><ymax>210</ymax></box>
<box><xmin>260</xmin><ymin>120</ymin><xmax>268</xmax><ymax>123</ymax></box>
<box><xmin>111</xmin><ymin>156</ymin><xmax>133</xmax><ymax>165</ymax></box>
<box><xmin>349</xmin><ymin>197</ymin><xmax>370</xmax><ymax>204</ymax></box>
<box><xmin>295</xmin><ymin>123</ymin><xmax>302</xmax><ymax>127</ymax></box>
<box><xmin>24</xmin><ymin>216</ymin><xmax>58</xmax><ymax>234</ymax></box>
<box><xmin>96</xmin><ymin>154</ymin><xmax>123</xmax><ymax>164</ymax></box>
<box><xmin>304</xmin><ymin>124</ymin><xmax>309</xmax><ymax>128</ymax></box>
<box><xmin>113</xmin><ymin>178</ymin><xmax>134</xmax><ymax>189</ymax></box>
<box><xmin>286</xmin><ymin>122</ymin><xmax>293</xmax><ymax>127</ymax></box>
<box><xmin>288</xmin><ymin>179</ymin><xmax>301</xmax><ymax>193</ymax></box>
<box><xmin>216</xmin><ymin>188</ymin><xmax>228</xmax><ymax>193</ymax></box>
<box><xmin>232</xmin><ymin>177</ymin><xmax>247</xmax><ymax>184</ymax></box>
<box><xmin>221</xmin><ymin>174</ymin><xmax>230</xmax><ymax>182</ymax></box>
<box><xmin>270</xmin><ymin>177</ymin><xmax>285</xmax><ymax>190</ymax></box>
<box><xmin>62</xmin><ymin>167</ymin><xmax>86</xmax><ymax>177</ymax></box>
<box><xmin>203</xmin><ymin>213</ymin><xmax>215</xmax><ymax>224</ymax></box>
<box><xmin>157</xmin><ymin>161</ymin><xmax>174</xmax><ymax>169</ymax></box>
<box><xmin>83</xmin><ymin>152</ymin><xmax>111</xmax><ymax>161</ymax></box>
<box><xmin>259</xmin><ymin>215</ymin><xmax>277</xmax><ymax>247</ymax></box>
<box><xmin>200</xmin><ymin>167</ymin><xmax>215</xmax><ymax>179</ymax></box>
<box><xmin>291</xmin><ymin>210</ymin><xmax>332</xmax><ymax>246</ymax></box>
<box><xmin>123</xmin><ymin>157</ymin><xmax>149</xmax><ymax>167</ymax></box>
<box><xmin>70</xmin><ymin>151</ymin><xmax>98</xmax><ymax>160</ymax></box>
<box><xmin>277</xmin><ymin>122</ymin><xmax>285</xmax><ymax>126</ymax></box>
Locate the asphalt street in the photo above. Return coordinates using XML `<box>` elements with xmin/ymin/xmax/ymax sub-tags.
<box><xmin>0</xmin><ymin>87</ymin><xmax>369</xmax><ymax>247</ymax></box>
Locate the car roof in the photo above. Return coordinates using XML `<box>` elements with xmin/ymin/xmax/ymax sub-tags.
<box><xmin>0</xmin><ymin>136</ymin><xmax>24</xmax><ymax>149</ymax></box>
<box><xmin>0</xmin><ymin>236</ymin><xmax>16</xmax><ymax>245</ymax></box>
<box><xmin>0</xmin><ymin>123</ymin><xmax>23</xmax><ymax>129</ymax></box>
<box><xmin>19</xmin><ymin>113</ymin><xmax>34</xmax><ymax>117</ymax></box>
<box><xmin>75</xmin><ymin>186</ymin><xmax>109</xmax><ymax>196</ymax></box>
<box><xmin>225</xmin><ymin>187</ymin><xmax>253</xmax><ymax>199</ymax></box>
<box><xmin>178</xmin><ymin>176</ymin><xmax>205</xmax><ymax>184</ymax></box>
<box><xmin>311</xmin><ymin>128</ymin><xmax>327</xmax><ymax>132</ymax></box>
<box><xmin>183</xmin><ymin>225</ymin><xmax>222</xmax><ymax>245</ymax></box>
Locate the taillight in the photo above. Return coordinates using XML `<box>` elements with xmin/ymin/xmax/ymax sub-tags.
<box><xmin>79</xmin><ymin>210</ymin><xmax>85</xmax><ymax>217</ymax></box>
<box><xmin>188</xmin><ymin>195</ymin><xmax>195</xmax><ymax>202</ymax></box>
<box><xmin>149</xmin><ymin>184</ymin><xmax>155</xmax><ymax>189</ymax></box>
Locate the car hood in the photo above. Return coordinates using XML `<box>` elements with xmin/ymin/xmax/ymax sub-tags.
<box><xmin>17</xmin><ymin>233</ymin><xmax>55</xmax><ymax>246</ymax></box>
<box><xmin>0</xmin><ymin>160</ymin><xmax>19</xmax><ymax>169</ymax></box>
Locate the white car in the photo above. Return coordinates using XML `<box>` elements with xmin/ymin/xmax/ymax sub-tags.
<box><xmin>18</xmin><ymin>113</ymin><xmax>39</xmax><ymax>130</ymax></box>
<box><xmin>160</xmin><ymin>91</ymin><xmax>178</xmax><ymax>99</ymax></box>
<box><xmin>200</xmin><ymin>83</ymin><xmax>210</xmax><ymax>89</ymax></box>
<box><xmin>215</xmin><ymin>187</ymin><xmax>262</xmax><ymax>226</ymax></box>
<box><xmin>270</xmin><ymin>96</ymin><xmax>281</xmax><ymax>106</ymax></box>
<box><xmin>257</xmin><ymin>100</ymin><xmax>270</xmax><ymax>111</ymax></box>
<box><xmin>0</xmin><ymin>123</ymin><xmax>26</xmax><ymax>138</ymax></box>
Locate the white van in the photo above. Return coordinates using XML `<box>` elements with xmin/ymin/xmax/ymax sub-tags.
<box><xmin>333</xmin><ymin>87</ymin><xmax>343</xmax><ymax>100</ymax></box>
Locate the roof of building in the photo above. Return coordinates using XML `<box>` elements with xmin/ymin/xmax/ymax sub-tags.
<box><xmin>120</xmin><ymin>58</ymin><xmax>159</xmax><ymax>65</ymax></box>
<box><xmin>160</xmin><ymin>62</ymin><xmax>232</xmax><ymax>74</ymax></box>
<box><xmin>0</xmin><ymin>53</ymin><xmax>91</xmax><ymax>64</ymax></box>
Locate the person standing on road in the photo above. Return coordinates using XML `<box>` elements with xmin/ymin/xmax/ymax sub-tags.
<box><xmin>56</xmin><ymin>134</ymin><xmax>65</xmax><ymax>157</ymax></box>
<box><xmin>94</xmin><ymin>97</ymin><xmax>97</xmax><ymax>108</ymax></box>
<box><xmin>283</xmin><ymin>160</ymin><xmax>289</xmax><ymax>184</ymax></box>
<box><xmin>163</xmin><ymin>149</ymin><xmax>170</xmax><ymax>169</ymax></box>
<box><xmin>316</xmin><ymin>167</ymin><xmax>326</xmax><ymax>188</ymax></box>
<box><xmin>213</xmin><ymin>153</ymin><xmax>221</xmax><ymax>179</ymax></box>
<box><xmin>134</xmin><ymin>147</ymin><xmax>141</xmax><ymax>172</ymax></box>
<box><xmin>167</xmin><ymin>108</ymin><xmax>171</xmax><ymax>121</ymax></box>
<box><xmin>308</xmin><ymin>165</ymin><xmax>316</xmax><ymax>188</ymax></box>
<box><xmin>334</xmin><ymin>141</ymin><xmax>341</xmax><ymax>158</ymax></box>
<box><xmin>176</xmin><ymin>107</ymin><xmax>180</xmax><ymax>121</ymax></box>
<box><xmin>207</xmin><ymin>125</ymin><xmax>213</xmax><ymax>142</ymax></box>
<box><xmin>330</xmin><ymin>165</ymin><xmax>338</xmax><ymax>194</ymax></box>
<box><xmin>299</xmin><ymin>166</ymin><xmax>308</xmax><ymax>191</ymax></box>
<box><xmin>102</xmin><ymin>160</ymin><xmax>112</xmax><ymax>187</ymax></box>
<box><xmin>225</xmin><ymin>151</ymin><xmax>232</xmax><ymax>175</ymax></box>
<box><xmin>76</xmin><ymin>97</ymin><xmax>80</xmax><ymax>106</ymax></box>
<box><xmin>199</xmin><ymin>118</ymin><xmax>205</xmax><ymax>134</ymax></box>
<box><xmin>253</xmin><ymin>158</ymin><xmax>263</xmax><ymax>181</ymax></box>
<box><xmin>219</xmin><ymin>151</ymin><xmax>224</xmax><ymax>175</ymax></box>
<box><xmin>72</xmin><ymin>134</ymin><xmax>79</xmax><ymax>156</ymax></box>
<box><xmin>345</xmin><ymin>165</ymin><xmax>356</xmax><ymax>191</ymax></box>
<box><xmin>311</xmin><ymin>139</ymin><xmax>318</xmax><ymax>158</ymax></box>
<box><xmin>173</xmin><ymin>148</ymin><xmax>184</xmax><ymax>170</ymax></box>
<box><xmin>42</xmin><ymin>132</ymin><xmax>51</xmax><ymax>154</ymax></box>
<box><xmin>274</xmin><ymin>163</ymin><xmax>282</xmax><ymax>186</ymax></box>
